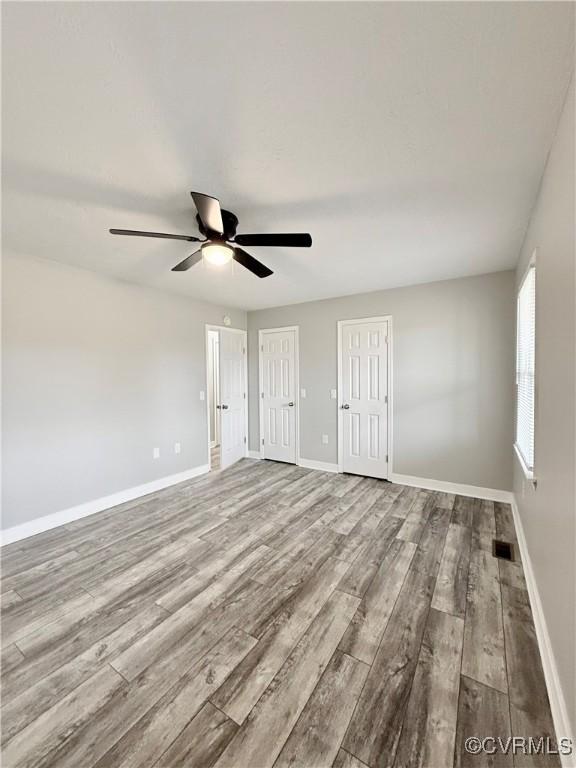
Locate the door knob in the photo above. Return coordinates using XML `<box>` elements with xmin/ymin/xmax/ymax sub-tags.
<box><xmin>340</xmin><ymin>404</ymin><xmax>350</xmax><ymax>409</ymax></box>
<box><xmin>216</xmin><ymin>405</ymin><xmax>221</xmax><ymax>410</ymax></box>
<box><xmin>221</xmin><ymin>404</ymin><xmax>229</xmax><ymax>410</ymax></box>
<box><xmin>288</xmin><ymin>402</ymin><xmax>294</xmax><ymax>407</ymax></box>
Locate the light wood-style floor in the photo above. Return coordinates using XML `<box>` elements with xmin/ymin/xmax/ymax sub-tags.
<box><xmin>1</xmin><ymin>459</ymin><xmax>558</xmax><ymax>768</ymax></box>
<box><xmin>210</xmin><ymin>444</ymin><xmax>221</xmax><ymax>472</ymax></box>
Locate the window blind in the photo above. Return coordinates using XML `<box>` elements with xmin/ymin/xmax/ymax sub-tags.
<box><xmin>516</xmin><ymin>266</ymin><xmax>535</xmax><ymax>473</ymax></box>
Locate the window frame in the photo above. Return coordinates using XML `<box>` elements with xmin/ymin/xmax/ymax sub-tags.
<box><xmin>514</xmin><ymin>257</ymin><xmax>537</xmax><ymax>481</ymax></box>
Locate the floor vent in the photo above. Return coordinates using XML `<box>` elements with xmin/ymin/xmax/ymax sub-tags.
<box><xmin>492</xmin><ymin>539</ymin><xmax>514</xmax><ymax>561</ymax></box>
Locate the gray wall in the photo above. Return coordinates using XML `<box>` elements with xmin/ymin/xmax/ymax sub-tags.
<box><xmin>248</xmin><ymin>271</ymin><xmax>515</xmax><ymax>491</ymax></box>
<box><xmin>513</xmin><ymin>78</ymin><xmax>575</xmax><ymax>732</ymax></box>
<box><xmin>2</xmin><ymin>254</ymin><xmax>246</xmax><ymax>530</ymax></box>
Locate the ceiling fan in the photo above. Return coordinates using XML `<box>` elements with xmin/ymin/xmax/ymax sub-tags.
<box><xmin>109</xmin><ymin>191</ymin><xmax>312</xmax><ymax>278</ymax></box>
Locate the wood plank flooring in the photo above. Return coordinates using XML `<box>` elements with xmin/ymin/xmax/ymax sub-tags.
<box><xmin>210</xmin><ymin>445</ymin><xmax>221</xmax><ymax>472</ymax></box>
<box><xmin>0</xmin><ymin>459</ymin><xmax>559</xmax><ymax>767</ymax></box>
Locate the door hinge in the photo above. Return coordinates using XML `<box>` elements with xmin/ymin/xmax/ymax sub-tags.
<box><xmin>243</xmin><ymin>392</ymin><xmax>246</xmax><ymax>399</ymax></box>
<box><xmin>244</xmin><ymin>436</ymin><xmax>246</xmax><ymax>444</ymax></box>
<box><xmin>384</xmin><ymin>395</ymin><xmax>388</xmax><ymax>404</ymax></box>
<box><xmin>243</xmin><ymin>347</ymin><xmax>246</xmax><ymax>354</ymax></box>
<box><xmin>261</xmin><ymin>345</ymin><xmax>264</xmax><ymax>352</ymax></box>
<box><xmin>386</xmin><ymin>454</ymin><xmax>389</xmax><ymax>462</ymax></box>
<box><xmin>261</xmin><ymin>392</ymin><xmax>264</xmax><ymax>399</ymax></box>
<box><xmin>262</xmin><ymin>438</ymin><xmax>265</xmax><ymax>446</ymax></box>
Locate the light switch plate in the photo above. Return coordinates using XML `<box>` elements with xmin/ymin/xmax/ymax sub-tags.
<box><xmin>153</xmin><ymin>447</ymin><xmax>160</xmax><ymax>459</ymax></box>
<box><xmin>322</xmin><ymin>434</ymin><xmax>329</xmax><ymax>445</ymax></box>
<box><xmin>174</xmin><ymin>442</ymin><xmax>181</xmax><ymax>454</ymax></box>
<box><xmin>330</xmin><ymin>389</ymin><xmax>337</xmax><ymax>399</ymax></box>
<box><xmin>200</xmin><ymin>391</ymin><xmax>205</xmax><ymax>401</ymax></box>
<box><xmin>300</xmin><ymin>388</ymin><xmax>307</xmax><ymax>398</ymax></box>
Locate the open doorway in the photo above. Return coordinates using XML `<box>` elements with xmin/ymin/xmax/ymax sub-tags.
<box><xmin>207</xmin><ymin>329</ymin><xmax>221</xmax><ymax>471</ymax></box>
<box><xmin>206</xmin><ymin>324</ymin><xmax>248</xmax><ymax>473</ymax></box>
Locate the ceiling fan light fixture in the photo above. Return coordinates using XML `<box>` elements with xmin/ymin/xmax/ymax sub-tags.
<box><xmin>202</xmin><ymin>242</ymin><xmax>233</xmax><ymax>266</ymax></box>
<box><xmin>109</xmin><ymin>191</ymin><xmax>311</xmax><ymax>277</ymax></box>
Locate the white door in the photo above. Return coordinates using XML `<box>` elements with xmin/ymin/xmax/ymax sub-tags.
<box><xmin>260</xmin><ymin>329</ymin><xmax>297</xmax><ymax>464</ymax></box>
<box><xmin>339</xmin><ymin>319</ymin><xmax>390</xmax><ymax>479</ymax></box>
<box><xmin>219</xmin><ymin>329</ymin><xmax>246</xmax><ymax>469</ymax></box>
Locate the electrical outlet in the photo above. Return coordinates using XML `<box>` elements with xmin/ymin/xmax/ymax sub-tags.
<box><xmin>330</xmin><ymin>389</ymin><xmax>337</xmax><ymax>399</ymax></box>
<box><xmin>174</xmin><ymin>442</ymin><xmax>181</xmax><ymax>455</ymax></box>
<box><xmin>199</xmin><ymin>391</ymin><xmax>205</xmax><ymax>401</ymax></box>
<box><xmin>300</xmin><ymin>388</ymin><xmax>307</xmax><ymax>398</ymax></box>
<box><xmin>322</xmin><ymin>434</ymin><xmax>329</xmax><ymax>445</ymax></box>
<box><xmin>153</xmin><ymin>447</ymin><xmax>160</xmax><ymax>459</ymax></box>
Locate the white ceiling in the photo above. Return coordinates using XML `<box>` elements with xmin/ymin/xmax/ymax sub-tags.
<box><xmin>3</xmin><ymin>2</ymin><xmax>574</xmax><ymax>310</ymax></box>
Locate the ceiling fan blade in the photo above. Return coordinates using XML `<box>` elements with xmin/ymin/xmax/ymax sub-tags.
<box><xmin>190</xmin><ymin>192</ymin><xmax>224</xmax><ymax>234</ymax></box>
<box><xmin>233</xmin><ymin>247</ymin><xmax>273</xmax><ymax>278</ymax></box>
<box><xmin>234</xmin><ymin>233</ymin><xmax>312</xmax><ymax>248</ymax></box>
<box><xmin>110</xmin><ymin>229</ymin><xmax>200</xmax><ymax>242</ymax></box>
<box><xmin>171</xmin><ymin>250</ymin><xmax>203</xmax><ymax>272</ymax></box>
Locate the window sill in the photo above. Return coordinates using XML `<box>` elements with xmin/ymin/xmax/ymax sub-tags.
<box><xmin>514</xmin><ymin>443</ymin><xmax>536</xmax><ymax>484</ymax></box>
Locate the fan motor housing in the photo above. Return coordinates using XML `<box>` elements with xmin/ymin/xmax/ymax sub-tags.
<box><xmin>196</xmin><ymin>209</ymin><xmax>238</xmax><ymax>240</ymax></box>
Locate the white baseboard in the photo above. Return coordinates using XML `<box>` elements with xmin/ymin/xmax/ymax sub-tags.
<box><xmin>247</xmin><ymin>452</ymin><xmax>338</xmax><ymax>474</ymax></box>
<box><xmin>389</xmin><ymin>472</ymin><xmax>514</xmax><ymax>503</ymax></box>
<box><xmin>298</xmin><ymin>458</ymin><xmax>339</xmax><ymax>473</ymax></box>
<box><xmin>0</xmin><ymin>464</ymin><xmax>210</xmax><ymax>547</ymax></box>
<box><xmin>247</xmin><ymin>460</ymin><xmax>511</xmax><ymax>494</ymax></box>
<box><xmin>510</xmin><ymin>496</ymin><xmax>575</xmax><ymax>766</ymax></box>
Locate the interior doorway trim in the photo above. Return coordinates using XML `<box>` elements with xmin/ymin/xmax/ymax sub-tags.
<box><xmin>337</xmin><ymin>315</ymin><xmax>393</xmax><ymax>478</ymax></box>
<box><xmin>258</xmin><ymin>325</ymin><xmax>300</xmax><ymax>464</ymax></box>
<box><xmin>205</xmin><ymin>324</ymin><xmax>248</xmax><ymax>471</ymax></box>
<box><xmin>207</xmin><ymin>329</ymin><xmax>220</xmax><ymax>449</ymax></box>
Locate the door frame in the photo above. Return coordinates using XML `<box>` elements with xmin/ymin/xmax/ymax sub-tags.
<box><xmin>207</xmin><ymin>329</ymin><xmax>220</xmax><ymax>448</ymax></box>
<box><xmin>258</xmin><ymin>325</ymin><xmax>300</xmax><ymax>464</ymax></box>
<box><xmin>337</xmin><ymin>315</ymin><xmax>393</xmax><ymax>477</ymax></box>
<box><xmin>205</xmin><ymin>324</ymin><xmax>248</xmax><ymax>470</ymax></box>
